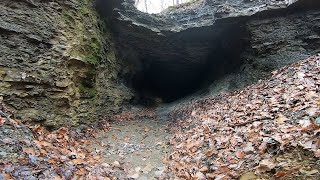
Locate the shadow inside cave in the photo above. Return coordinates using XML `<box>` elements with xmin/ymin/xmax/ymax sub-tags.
<box><xmin>129</xmin><ymin>23</ymin><xmax>250</xmax><ymax>104</ymax></box>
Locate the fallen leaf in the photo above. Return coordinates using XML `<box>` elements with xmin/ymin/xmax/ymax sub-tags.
<box><xmin>75</xmin><ymin>168</ymin><xmax>86</xmax><ymax>175</ymax></box>
<box><xmin>299</xmin><ymin>169</ymin><xmax>319</xmax><ymax>176</ymax></box>
<box><xmin>72</xmin><ymin>158</ymin><xmax>84</xmax><ymax>165</ymax></box>
<box><xmin>112</xmin><ymin>135</ymin><xmax>118</xmax><ymax>140</ymax></box>
<box><xmin>274</xmin><ymin>167</ymin><xmax>300</xmax><ymax>178</ymax></box>
<box><xmin>255</xmin><ymin>159</ymin><xmax>276</xmax><ymax>174</ymax></box>
<box><xmin>299</xmin><ymin>119</ymin><xmax>312</xmax><ymax>128</ymax></box>
<box><xmin>297</xmin><ymin>72</ymin><xmax>305</xmax><ymax>78</ymax></box>
<box><xmin>306</xmin><ymin>108</ymin><xmax>318</xmax><ymax>116</ymax></box>
<box><xmin>3</xmin><ymin>173</ymin><xmax>14</xmax><ymax>180</ymax></box>
<box><xmin>1</xmin><ymin>138</ymin><xmax>13</xmax><ymax>144</ymax></box>
<box><xmin>206</xmin><ymin>173</ymin><xmax>217</xmax><ymax>179</ymax></box>
<box><xmin>274</xmin><ymin>171</ymin><xmax>287</xmax><ymax>178</ymax></box>
<box><xmin>48</xmin><ymin>159</ymin><xmax>57</xmax><ymax>164</ymax></box>
<box><xmin>276</xmin><ymin>114</ymin><xmax>288</xmax><ymax>124</ymax></box>
<box><xmin>142</xmin><ymin>164</ymin><xmax>154</xmax><ymax>174</ymax></box>
<box><xmin>315</xmin><ymin>149</ymin><xmax>320</xmax><ymax>157</ymax></box>
<box><xmin>243</xmin><ymin>142</ymin><xmax>255</xmax><ymax>153</ymax></box>
<box><xmin>239</xmin><ymin>172</ymin><xmax>256</xmax><ymax>180</ymax></box>
<box><xmin>144</xmin><ymin>127</ymin><xmax>150</xmax><ymax>132</ymax></box>
<box><xmin>22</xmin><ymin>147</ymin><xmax>36</xmax><ymax>155</ymax></box>
<box><xmin>205</xmin><ymin>149</ymin><xmax>217</xmax><ymax>157</ymax></box>
<box><xmin>0</xmin><ymin>117</ymin><xmax>5</xmax><ymax>126</ymax></box>
<box><xmin>223</xmin><ymin>167</ymin><xmax>233</xmax><ymax>173</ymax></box>
<box><xmin>33</xmin><ymin>140</ymin><xmax>53</xmax><ymax>147</ymax></box>
<box><xmin>199</xmin><ymin>166</ymin><xmax>209</xmax><ymax>172</ymax></box>
<box><xmin>195</xmin><ymin>171</ymin><xmax>206</xmax><ymax>180</ymax></box>
<box><xmin>135</xmin><ymin>167</ymin><xmax>141</xmax><ymax>173</ymax></box>
<box><xmin>236</xmin><ymin>150</ymin><xmax>245</xmax><ymax>159</ymax></box>
<box><xmin>112</xmin><ymin>161</ymin><xmax>121</xmax><ymax>168</ymax></box>
<box><xmin>124</xmin><ymin>136</ymin><xmax>130</xmax><ymax>142</ymax></box>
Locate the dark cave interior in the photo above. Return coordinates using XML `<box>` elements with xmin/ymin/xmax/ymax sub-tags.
<box><xmin>128</xmin><ymin>23</ymin><xmax>250</xmax><ymax>103</ymax></box>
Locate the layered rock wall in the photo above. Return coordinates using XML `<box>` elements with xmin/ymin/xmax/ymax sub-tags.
<box><xmin>0</xmin><ymin>0</ymin><xmax>132</xmax><ymax>127</ymax></box>
<box><xmin>207</xmin><ymin>8</ymin><xmax>320</xmax><ymax>95</ymax></box>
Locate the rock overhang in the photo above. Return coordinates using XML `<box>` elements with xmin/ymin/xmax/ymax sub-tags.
<box><xmin>95</xmin><ymin>0</ymin><xmax>320</xmax><ymax>102</ymax></box>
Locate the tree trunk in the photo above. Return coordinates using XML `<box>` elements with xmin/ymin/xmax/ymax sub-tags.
<box><xmin>144</xmin><ymin>0</ymin><xmax>148</xmax><ymax>13</ymax></box>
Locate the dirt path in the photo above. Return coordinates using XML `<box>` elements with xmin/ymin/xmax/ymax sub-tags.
<box><xmin>92</xmin><ymin>107</ymin><xmax>172</xmax><ymax>179</ymax></box>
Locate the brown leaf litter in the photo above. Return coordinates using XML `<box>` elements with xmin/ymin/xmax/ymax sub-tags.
<box><xmin>163</xmin><ymin>55</ymin><xmax>320</xmax><ymax>179</ymax></box>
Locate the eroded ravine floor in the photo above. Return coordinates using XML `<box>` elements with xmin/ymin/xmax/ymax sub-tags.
<box><xmin>92</xmin><ymin>109</ymin><xmax>172</xmax><ymax>179</ymax></box>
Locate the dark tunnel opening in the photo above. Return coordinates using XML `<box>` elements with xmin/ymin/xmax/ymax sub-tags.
<box><xmin>128</xmin><ymin>23</ymin><xmax>250</xmax><ymax>104</ymax></box>
<box><xmin>93</xmin><ymin>0</ymin><xmax>251</xmax><ymax>105</ymax></box>
<box><xmin>132</xmin><ymin>57</ymin><xmax>208</xmax><ymax>103</ymax></box>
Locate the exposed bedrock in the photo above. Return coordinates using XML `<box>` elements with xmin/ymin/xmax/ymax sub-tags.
<box><xmin>96</xmin><ymin>0</ymin><xmax>320</xmax><ymax>102</ymax></box>
<box><xmin>0</xmin><ymin>0</ymin><xmax>133</xmax><ymax>127</ymax></box>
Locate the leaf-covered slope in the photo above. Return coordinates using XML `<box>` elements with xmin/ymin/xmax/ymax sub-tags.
<box><xmin>165</xmin><ymin>55</ymin><xmax>320</xmax><ymax>179</ymax></box>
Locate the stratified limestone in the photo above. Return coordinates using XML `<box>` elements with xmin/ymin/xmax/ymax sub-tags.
<box><xmin>0</xmin><ymin>0</ymin><xmax>132</xmax><ymax>127</ymax></box>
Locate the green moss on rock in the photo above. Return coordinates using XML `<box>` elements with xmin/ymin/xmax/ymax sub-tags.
<box><xmin>62</xmin><ymin>0</ymin><xmax>106</xmax><ymax>65</ymax></box>
<box><xmin>79</xmin><ymin>84</ymin><xmax>97</xmax><ymax>98</ymax></box>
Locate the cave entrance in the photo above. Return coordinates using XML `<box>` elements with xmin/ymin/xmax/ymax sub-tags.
<box><xmin>129</xmin><ymin>23</ymin><xmax>250</xmax><ymax>104</ymax></box>
<box><xmin>94</xmin><ymin>1</ymin><xmax>250</xmax><ymax>105</ymax></box>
